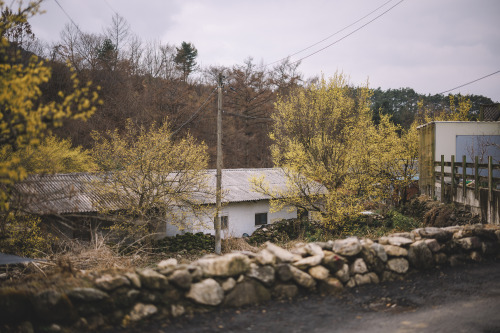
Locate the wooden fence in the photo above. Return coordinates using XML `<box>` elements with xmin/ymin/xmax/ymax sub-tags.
<box><xmin>433</xmin><ymin>155</ymin><xmax>500</xmax><ymax>202</ymax></box>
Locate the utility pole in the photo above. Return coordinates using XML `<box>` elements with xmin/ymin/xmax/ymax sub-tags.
<box><xmin>215</xmin><ymin>73</ymin><xmax>223</xmax><ymax>254</ymax></box>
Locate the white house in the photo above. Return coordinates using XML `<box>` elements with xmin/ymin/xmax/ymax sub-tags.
<box><xmin>12</xmin><ymin>168</ymin><xmax>316</xmax><ymax>239</ymax></box>
<box><xmin>165</xmin><ymin>168</ymin><xmax>301</xmax><ymax>238</ymax></box>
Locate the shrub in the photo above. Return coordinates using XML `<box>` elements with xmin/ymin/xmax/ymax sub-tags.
<box><xmin>0</xmin><ymin>214</ymin><xmax>56</xmax><ymax>258</ymax></box>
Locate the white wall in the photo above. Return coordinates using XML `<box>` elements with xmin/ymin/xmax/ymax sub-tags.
<box><xmin>434</xmin><ymin>122</ymin><xmax>500</xmax><ymax>160</ymax></box>
<box><xmin>164</xmin><ymin>200</ymin><xmax>297</xmax><ymax>238</ymax></box>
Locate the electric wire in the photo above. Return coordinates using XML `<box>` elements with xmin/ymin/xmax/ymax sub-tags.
<box><xmin>170</xmin><ymin>87</ymin><xmax>218</xmax><ymax>137</ymax></box>
<box><xmin>222</xmin><ymin>110</ymin><xmax>272</xmax><ymax>121</ymax></box>
<box><xmin>438</xmin><ymin>70</ymin><xmax>500</xmax><ymax>95</ymax></box>
<box><xmin>267</xmin><ymin>0</ymin><xmax>394</xmax><ymax>67</ymax></box>
<box><xmin>103</xmin><ymin>0</ymin><xmax>118</xmax><ymax>16</ymax></box>
<box><xmin>289</xmin><ymin>0</ymin><xmax>405</xmax><ymax>65</ymax></box>
<box><xmin>52</xmin><ymin>0</ymin><xmax>83</xmax><ymax>35</ymax></box>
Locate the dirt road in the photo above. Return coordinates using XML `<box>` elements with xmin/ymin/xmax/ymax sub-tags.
<box><xmin>112</xmin><ymin>259</ymin><xmax>500</xmax><ymax>333</ymax></box>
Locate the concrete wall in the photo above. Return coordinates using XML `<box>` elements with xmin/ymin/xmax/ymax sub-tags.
<box><xmin>438</xmin><ymin>183</ymin><xmax>500</xmax><ymax>225</ymax></box>
<box><xmin>165</xmin><ymin>200</ymin><xmax>297</xmax><ymax>238</ymax></box>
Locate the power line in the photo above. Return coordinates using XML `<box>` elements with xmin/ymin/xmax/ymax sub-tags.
<box><xmin>286</xmin><ymin>0</ymin><xmax>405</xmax><ymax>66</ymax></box>
<box><xmin>267</xmin><ymin>0</ymin><xmax>395</xmax><ymax>67</ymax></box>
<box><xmin>438</xmin><ymin>70</ymin><xmax>500</xmax><ymax>95</ymax></box>
<box><xmin>170</xmin><ymin>87</ymin><xmax>218</xmax><ymax>137</ymax></box>
<box><xmin>103</xmin><ymin>0</ymin><xmax>118</xmax><ymax>16</ymax></box>
<box><xmin>222</xmin><ymin>110</ymin><xmax>273</xmax><ymax>121</ymax></box>
<box><xmin>53</xmin><ymin>0</ymin><xmax>83</xmax><ymax>35</ymax></box>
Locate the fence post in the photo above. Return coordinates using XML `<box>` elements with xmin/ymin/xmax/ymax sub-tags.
<box><xmin>451</xmin><ymin>155</ymin><xmax>455</xmax><ymax>196</ymax></box>
<box><xmin>489</xmin><ymin>156</ymin><xmax>493</xmax><ymax>202</ymax></box>
<box><xmin>462</xmin><ymin>155</ymin><xmax>467</xmax><ymax>198</ymax></box>
<box><xmin>475</xmin><ymin>156</ymin><xmax>479</xmax><ymax>196</ymax></box>
<box><xmin>441</xmin><ymin>155</ymin><xmax>445</xmax><ymax>202</ymax></box>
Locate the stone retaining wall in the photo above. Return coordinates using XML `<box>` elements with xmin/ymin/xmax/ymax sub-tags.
<box><xmin>1</xmin><ymin>224</ymin><xmax>500</xmax><ymax>332</ymax></box>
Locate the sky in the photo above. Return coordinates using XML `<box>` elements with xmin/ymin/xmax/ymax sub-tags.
<box><xmin>28</xmin><ymin>0</ymin><xmax>500</xmax><ymax>102</ymax></box>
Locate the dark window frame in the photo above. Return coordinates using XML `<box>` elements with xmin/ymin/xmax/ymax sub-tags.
<box><xmin>255</xmin><ymin>212</ymin><xmax>268</xmax><ymax>226</ymax></box>
<box><xmin>221</xmin><ymin>215</ymin><xmax>228</xmax><ymax>230</ymax></box>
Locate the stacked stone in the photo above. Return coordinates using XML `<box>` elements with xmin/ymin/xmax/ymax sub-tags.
<box><xmin>1</xmin><ymin>224</ymin><xmax>499</xmax><ymax>332</ymax></box>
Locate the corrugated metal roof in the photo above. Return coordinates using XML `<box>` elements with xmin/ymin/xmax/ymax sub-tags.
<box><xmin>12</xmin><ymin>168</ymin><xmax>325</xmax><ymax>215</ymax></box>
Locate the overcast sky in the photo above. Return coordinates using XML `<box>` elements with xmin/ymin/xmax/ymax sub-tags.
<box><xmin>29</xmin><ymin>0</ymin><xmax>500</xmax><ymax>102</ymax></box>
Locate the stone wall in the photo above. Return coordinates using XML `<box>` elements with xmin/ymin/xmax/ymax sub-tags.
<box><xmin>1</xmin><ymin>224</ymin><xmax>500</xmax><ymax>332</ymax></box>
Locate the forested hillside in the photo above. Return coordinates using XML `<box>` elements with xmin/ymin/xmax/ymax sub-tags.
<box><xmin>12</xmin><ymin>14</ymin><xmax>495</xmax><ymax>169</ymax></box>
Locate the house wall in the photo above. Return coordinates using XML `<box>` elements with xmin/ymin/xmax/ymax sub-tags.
<box><xmin>164</xmin><ymin>200</ymin><xmax>297</xmax><ymax>238</ymax></box>
<box><xmin>434</xmin><ymin>122</ymin><xmax>500</xmax><ymax>162</ymax></box>
<box><xmin>419</xmin><ymin>121</ymin><xmax>500</xmax><ymax>196</ymax></box>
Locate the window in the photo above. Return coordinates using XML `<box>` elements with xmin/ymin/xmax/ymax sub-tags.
<box><xmin>221</xmin><ymin>216</ymin><xmax>228</xmax><ymax>230</ymax></box>
<box><xmin>255</xmin><ymin>212</ymin><xmax>268</xmax><ymax>226</ymax></box>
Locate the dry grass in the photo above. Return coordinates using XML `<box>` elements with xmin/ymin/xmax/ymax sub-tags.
<box><xmin>222</xmin><ymin>237</ymin><xmax>258</xmax><ymax>253</ymax></box>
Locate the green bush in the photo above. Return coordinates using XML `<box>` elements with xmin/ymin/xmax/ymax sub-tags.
<box><xmin>154</xmin><ymin>232</ymin><xmax>215</xmax><ymax>253</ymax></box>
<box><xmin>384</xmin><ymin>210</ymin><xmax>420</xmax><ymax>231</ymax></box>
<box><xmin>0</xmin><ymin>214</ymin><xmax>56</xmax><ymax>258</ymax></box>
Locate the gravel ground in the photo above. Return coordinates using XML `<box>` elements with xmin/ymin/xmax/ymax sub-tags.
<box><xmin>109</xmin><ymin>259</ymin><xmax>500</xmax><ymax>333</ymax></box>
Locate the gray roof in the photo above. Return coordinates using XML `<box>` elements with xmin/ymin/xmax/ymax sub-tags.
<box><xmin>12</xmin><ymin>168</ymin><xmax>323</xmax><ymax>215</ymax></box>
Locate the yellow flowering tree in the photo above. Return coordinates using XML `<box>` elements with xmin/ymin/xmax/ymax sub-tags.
<box><xmin>4</xmin><ymin>135</ymin><xmax>97</xmax><ymax>174</ymax></box>
<box><xmin>91</xmin><ymin>119</ymin><xmax>212</xmax><ymax>244</ymax></box>
<box><xmin>417</xmin><ymin>94</ymin><xmax>473</xmax><ymax>124</ymax></box>
<box><xmin>253</xmin><ymin>73</ymin><xmax>386</xmax><ymax>230</ymax></box>
<box><xmin>375</xmin><ymin>115</ymin><xmax>419</xmax><ymax>205</ymax></box>
<box><xmin>0</xmin><ymin>1</ymin><xmax>99</xmax><ymax>256</ymax></box>
<box><xmin>0</xmin><ymin>1</ymin><xmax>99</xmax><ymax>209</ymax></box>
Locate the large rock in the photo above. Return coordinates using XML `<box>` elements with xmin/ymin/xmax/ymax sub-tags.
<box><xmin>308</xmin><ymin>265</ymin><xmax>330</xmax><ymax>280</ymax></box>
<box><xmin>265</xmin><ymin>242</ymin><xmax>298</xmax><ymax>262</ymax></box>
<box><xmin>67</xmin><ymin>288</ymin><xmax>113</xmax><ymax>317</ymax></box>
<box><xmin>370</xmin><ymin>243</ymin><xmax>388</xmax><ymax>262</ymax></box>
<box><xmin>383</xmin><ymin>245</ymin><xmax>408</xmax><ymax>257</ymax></box>
<box><xmin>335</xmin><ymin>264</ymin><xmax>350</xmax><ymax>283</ymax></box>
<box><xmin>129</xmin><ymin>303</ymin><xmax>157</xmax><ymax>322</ymax></box>
<box><xmin>408</xmin><ymin>240</ymin><xmax>434</xmax><ymax>270</ymax></box>
<box><xmin>33</xmin><ymin>290</ymin><xmax>75</xmax><ymax>324</ymax></box>
<box><xmin>424</xmin><ymin>239</ymin><xmax>441</xmax><ymax>253</ymax></box>
<box><xmin>386</xmin><ymin>258</ymin><xmax>409</xmax><ymax>274</ymax></box>
<box><xmin>67</xmin><ymin>288</ymin><xmax>109</xmax><ymax>302</ymax></box>
<box><xmin>157</xmin><ymin>258</ymin><xmax>178</xmax><ymax>270</ymax></box>
<box><xmin>319</xmin><ymin>277</ymin><xmax>344</xmax><ymax>294</ymax></box>
<box><xmin>322</xmin><ymin>251</ymin><xmax>345</xmax><ymax>272</ymax></box>
<box><xmin>255</xmin><ymin>249</ymin><xmax>276</xmax><ymax>266</ymax></box>
<box><xmin>247</xmin><ymin>264</ymin><xmax>275</xmax><ymax>286</ymax></box>
<box><xmin>195</xmin><ymin>253</ymin><xmax>251</xmax><ymax>277</ymax></box>
<box><xmin>124</xmin><ymin>272</ymin><xmax>141</xmax><ymax>288</ymax></box>
<box><xmin>168</xmin><ymin>269</ymin><xmax>192</xmax><ymax>289</ymax></box>
<box><xmin>221</xmin><ymin>277</ymin><xmax>236</xmax><ymax>292</ymax></box>
<box><xmin>379</xmin><ymin>236</ymin><xmax>413</xmax><ymax>247</ymax></box>
<box><xmin>482</xmin><ymin>241</ymin><xmax>500</xmax><ymax>256</ymax></box>
<box><xmin>289</xmin><ymin>265</ymin><xmax>316</xmax><ymax>289</ymax></box>
<box><xmin>414</xmin><ymin>227</ymin><xmax>453</xmax><ymax>242</ymax></box>
<box><xmin>272</xmin><ymin>284</ymin><xmax>298</xmax><ymax>299</ymax></box>
<box><xmin>354</xmin><ymin>274</ymin><xmax>372</xmax><ymax>286</ymax></box>
<box><xmin>455</xmin><ymin>237</ymin><xmax>482</xmax><ymax>251</ymax></box>
<box><xmin>224</xmin><ymin>280</ymin><xmax>271</xmax><ymax>307</ymax></box>
<box><xmin>186</xmin><ymin>278</ymin><xmax>224</xmax><ymax>306</ymax></box>
<box><xmin>94</xmin><ymin>274</ymin><xmax>130</xmax><ymax>291</ymax></box>
<box><xmin>305</xmin><ymin>243</ymin><xmax>324</xmax><ymax>256</ymax></box>
<box><xmin>274</xmin><ymin>264</ymin><xmax>293</xmax><ymax>283</ymax></box>
<box><xmin>314</xmin><ymin>241</ymin><xmax>333</xmax><ymax>251</ymax></box>
<box><xmin>293</xmin><ymin>255</ymin><xmax>323</xmax><ymax>270</ymax></box>
<box><xmin>350</xmin><ymin>258</ymin><xmax>368</xmax><ymax>275</ymax></box>
<box><xmin>138</xmin><ymin>269</ymin><xmax>169</xmax><ymax>289</ymax></box>
<box><xmin>331</xmin><ymin>237</ymin><xmax>362</xmax><ymax>256</ymax></box>
<box><xmin>360</xmin><ymin>245</ymin><xmax>385</xmax><ymax>274</ymax></box>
